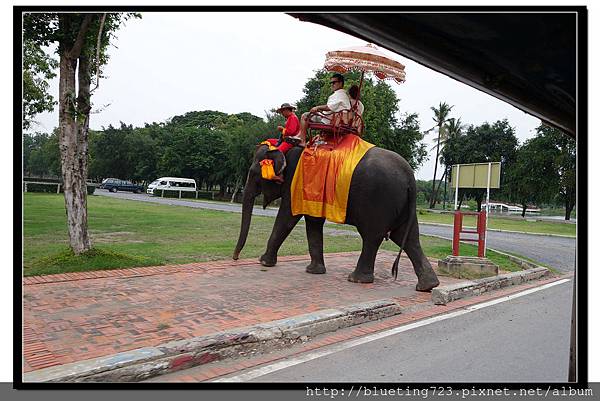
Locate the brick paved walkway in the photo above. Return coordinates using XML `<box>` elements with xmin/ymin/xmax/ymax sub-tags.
<box><xmin>148</xmin><ymin>274</ymin><xmax>568</xmax><ymax>382</ymax></box>
<box><xmin>22</xmin><ymin>251</ymin><xmax>461</xmax><ymax>373</ymax></box>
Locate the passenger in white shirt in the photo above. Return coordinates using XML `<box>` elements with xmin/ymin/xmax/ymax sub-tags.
<box><xmin>299</xmin><ymin>73</ymin><xmax>351</xmax><ymax>141</ymax></box>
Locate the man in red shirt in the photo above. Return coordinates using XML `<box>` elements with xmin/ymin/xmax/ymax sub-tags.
<box><xmin>266</xmin><ymin>103</ymin><xmax>301</xmax><ymax>154</ymax></box>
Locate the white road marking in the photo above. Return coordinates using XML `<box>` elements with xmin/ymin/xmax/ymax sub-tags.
<box><xmin>213</xmin><ymin>278</ymin><xmax>571</xmax><ymax>382</ymax></box>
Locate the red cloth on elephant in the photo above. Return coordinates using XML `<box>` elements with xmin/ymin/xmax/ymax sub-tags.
<box><xmin>266</xmin><ymin>138</ymin><xmax>293</xmax><ymax>153</ymax></box>
<box><xmin>290</xmin><ymin>134</ymin><xmax>375</xmax><ymax>223</ymax></box>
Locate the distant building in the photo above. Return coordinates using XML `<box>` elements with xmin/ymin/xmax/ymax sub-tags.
<box><xmin>484</xmin><ymin>202</ymin><xmax>540</xmax><ymax>214</ymax></box>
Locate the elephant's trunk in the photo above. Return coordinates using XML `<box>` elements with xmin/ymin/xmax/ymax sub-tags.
<box><xmin>233</xmin><ymin>181</ymin><xmax>257</xmax><ymax>260</ymax></box>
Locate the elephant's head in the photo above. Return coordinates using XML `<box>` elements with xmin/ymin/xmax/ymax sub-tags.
<box><xmin>232</xmin><ymin>144</ymin><xmax>287</xmax><ymax>260</ymax></box>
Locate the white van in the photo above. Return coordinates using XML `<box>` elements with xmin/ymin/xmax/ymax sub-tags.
<box><xmin>147</xmin><ymin>177</ymin><xmax>197</xmax><ymax>195</ymax></box>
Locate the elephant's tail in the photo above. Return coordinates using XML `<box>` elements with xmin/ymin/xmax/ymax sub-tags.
<box><xmin>391</xmin><ymin>186</ymin><xmax>416</xmax><ymax>281</ymax></box>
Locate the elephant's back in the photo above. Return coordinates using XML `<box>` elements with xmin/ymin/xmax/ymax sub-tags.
<box><xmin>345</xmin><ymin>147</ymin><xmax>416</xmax><ymax>227</ymax></box>
<box><xmin>353</xmin><ymin>147</ymin><xmax>415</xmax><ymax>187</ymax></box>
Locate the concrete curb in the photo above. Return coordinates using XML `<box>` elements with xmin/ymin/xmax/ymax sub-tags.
<box><xmin>431</xmin><ymin>267</ymin><xmax>550</xmax><ymax>305</ymax></box>
<box><xmin>420</xmin><ymin>222</ymin><xmax>575</xmax><ymax>239</ymax></box>
<box><xmin>23</xmin><ymin>299</ymin><xmax>403</xmax><ymax>383</ymax></box>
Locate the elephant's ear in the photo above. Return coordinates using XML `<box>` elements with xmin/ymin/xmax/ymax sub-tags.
<box><xmin>267</xmin><ymin>149</ymin><xmax>286</xmax><ymax>176</ymax></box>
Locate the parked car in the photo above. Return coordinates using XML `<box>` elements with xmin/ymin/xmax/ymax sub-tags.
<box><xmin>147</xmin><ymin>177</ymin><xmax>197</xmax><ymax>195</ymax></box>
<box><xmin>101</xmin><ymin>178</ymin><xmax>144</xmax><ymax>193</ymax></box>
<box><xmin>99</xmin><ymin>177</ymin><xmax>116</xmax><ymax>189</ymax></box>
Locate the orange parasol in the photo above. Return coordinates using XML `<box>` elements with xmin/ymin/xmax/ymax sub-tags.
<box><xmin>324</xmin><ymin>43</ymin><xmax>406</xmax><ymax>84</ymax></box>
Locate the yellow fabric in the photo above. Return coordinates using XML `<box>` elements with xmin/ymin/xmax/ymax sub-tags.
<box><xmin>260</xmin><ymin>140</ymin><xmax>278</xmax><ymax>151</ymax></box>
<box><xmin>290</xmin><ymin>134</ymin><xmax>374</xmax><ymax>223</ymax></box>
<box><xmin>260</xmin><ymin>159</ymin><xmax>276</xmax><ymax>180</ymax></box>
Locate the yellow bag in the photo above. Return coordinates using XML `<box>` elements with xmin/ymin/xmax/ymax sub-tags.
<box><xmin>260</xmin><ymin>159</ymin><xmax>276</xmax><ymax>180</ymax></box>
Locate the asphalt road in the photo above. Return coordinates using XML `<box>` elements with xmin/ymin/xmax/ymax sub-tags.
<box><xmin>418</xmin><ymin>225</ymin><xmax>576</xmax><ymax>273</ymax></box>
<box><xmin>237</xmin><ymin>279</ymin><xmax>573</xmax><ymax>383</ymax></box>
<box><xmin>95</xmin><ymin>190</ymin><xmax>577</xmax><ymax>272</ymax></box>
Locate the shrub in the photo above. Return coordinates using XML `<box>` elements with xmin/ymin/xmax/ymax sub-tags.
<box><xmin>24</xmin><ymin>182</ymin><xmax>96</xmax><ymax>195</ymax></box>
<box><xmin>152</xmin><ymin>189</ymin><xmax>197</xmax><ymax>199</ymax></box>
<box><xmin>23</xmin><ymin>176</ymin><xmax>61</xmax><ymax>183</ymax></box>
<box><xmin>25</xmin><ymin>182</ymin><xmax>59</xmax><ymax>193</ymax></box>
<box><xmin>196</xmin><ymin>191</ymin><xmax>214</xmax><ymax>200</ymax></box>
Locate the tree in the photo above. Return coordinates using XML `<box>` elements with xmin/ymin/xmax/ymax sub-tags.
<box><xmin>442</xmin><ymin>119</ymin><xmax>519</xmax><ymax>211</ymax></box>
<box><xmin>27</xmin><ymin>134</ymin><xmax>53</xmax><ymax>177</ymax></box>
<box><xmin>168</xmin><ymin>110</ymin><xmax>229</xmax><ymax>130</ymax></box>
<box><xmin>428</xmin><ymin>102</ymin><xmax>454</xmax><ymax>208</ymax></box>
<box><xmin>531</xmin><ymin>124</ymin><xmax>576</xmax><ymax>220</ymax></box>
<box><xmin>506</xmin><ymin>134</ymin><xmax>559</xmax><ymax>217</ymax></box>
<box><xmin>88</xmin><ymin>123</ymin><xmax>138</xmax><ymax>181</ymax></box>
<box><xmin>23</xmin><ymin>38</ymin><xmax>58</xmax><ymax>130</ymax></box>
<box><xmin>438</xmin><ymin>117</ymin><xmax>464</xmax><ymax>208</ymax></box>
<box><xmin>23</xmin><ymin>13</ymin><xmax>138</xmax><ymax>254</ymax></box>
<box><xmin>126</xmin><ymin>130</ymin><xmax>160</xmax><ymax>184</ymax></box>
<box><xmin>23</xmin><ymin>131</ymin><xmax>61</xmax><ymax>178</ymax></box>
<box><xmin>415</xmin><ymin>179</ymin><xmax>444</xmax><ymax>205</ymax></box>
<box><xmin>380</xmin><ymin>113</ymin><xmax>427</xmax><ymax>170</ymax></box>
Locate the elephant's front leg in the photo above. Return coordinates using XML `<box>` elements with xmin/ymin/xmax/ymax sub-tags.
<box><xmin>260</xmin><ymin>209</ymin><xmax>302</xmax><ymax>267</ymax></box>
<box><xmin>348</xmin><ymin>236</ymin><xmax>383</xmax><ymax>283</ymax></box>
<box><xmin>305</xmin><ymin>216</ymin><xmax>326</xmax><ymax>274</ymax></box>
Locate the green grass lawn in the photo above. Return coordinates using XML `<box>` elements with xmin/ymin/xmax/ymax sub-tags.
<box><xmin>24</xmin><ymin>193</ymin><xmax>527</xmax><ymax>276</ymax></box>
<box><xmin>415</xmin><ymin>210</ymin><xmax>576</xmax><ymax>237</ymax></box>
<box><xmin>159</xmin><ymin>196</ymin><xmax>575</xmax><ymax>237</ymax></box>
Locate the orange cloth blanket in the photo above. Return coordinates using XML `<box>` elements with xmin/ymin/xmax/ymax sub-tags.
<box><xmin>290</xmin><ymin>134</ymin><xmax>375</xmax><ymax>223</ymax></box>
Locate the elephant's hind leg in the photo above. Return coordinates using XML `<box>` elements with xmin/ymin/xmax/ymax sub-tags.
<box><xmin>305</xmin><ymin>216</ymin><xmax>326</xmax><ymax>274</ymax></box>
<box><xmin>390</xmin><ymin>224</ymin><xmax>440</xmax><ymax>292</ymax></box>
<box><xmin>348</xmin><ymin>236</ymin><xmax>383</xmax><ymax>283</ymax></box>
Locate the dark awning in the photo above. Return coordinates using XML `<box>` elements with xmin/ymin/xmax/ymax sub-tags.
<box><xmin>289</xmin><ymin>12</ymin><xmax>577</xmax><ymax>137</ymax></box>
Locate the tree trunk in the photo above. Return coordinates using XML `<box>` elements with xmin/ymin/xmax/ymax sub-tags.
<box><xmin>429</xmin><ymin>126</ymin><xmax>442</xmax><ymax>209</ymax></box>
<box><xmin>57</xmin><ymin>14</ymin><xmax>94</xmax><ymax>255</ymax></box>
<box><xmin>231</xmin><ymin>176</ymin><xmax>242</xmax><ymax>203</ymax></box>
<box><xmin>565</xmin><ymin>188</ymin><xmax>575</xmax><ymax>221</ymax></box>
<box><xmin>443</xmin><ymin>171</ymin><xmax>448</xmax><ymax>210</ymax></box>
<box><xmin>432</xmin><ymin>169</ymin><xmax>446</xmax><ymax>207</ymax></box>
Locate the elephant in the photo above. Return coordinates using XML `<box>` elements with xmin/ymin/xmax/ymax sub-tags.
<box><xmin>232</xmin><ymin>141</ymin><xmax>440</xmax><ymax>292</ymax></box>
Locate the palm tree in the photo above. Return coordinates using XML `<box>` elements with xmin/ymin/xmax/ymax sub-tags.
<box><xmin>428</xmin><ymin>102</ymin><xmax>454</xmax><ymax>208</ymax></box>
<box><xmin>437</xmin><ymin>118</ymin><xmax>464</xmax><ymax>208</ymax></box>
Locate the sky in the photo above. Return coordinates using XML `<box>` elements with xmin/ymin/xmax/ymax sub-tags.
<box><xmin>6</xmin><ymin>3</ymin><xmax>597</xmax><ymax>384</ymax></box>
<box><xmin>29</xmin><ymin>12</ymin><xmax>542</xmax><ymax>181</ymax></box>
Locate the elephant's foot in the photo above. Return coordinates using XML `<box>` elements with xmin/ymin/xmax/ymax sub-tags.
<box><xmin>347</xmin><ymin>269</ymin><xmax>374</xmax><ymax>283</ymax></box>
<box><xmin>415</xmin><ymin>275</ymin><xmax>440</xmax><ymax>292</ymax></box>
<box><xmin>259</xmin><ymin>253</ymin><xmax>277</xmax><ymax>267</ymax></box>
<box><xmin>306</xmin><ymin>262</ymin><xmax>326</xmax><ymax>274</ymax></box>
